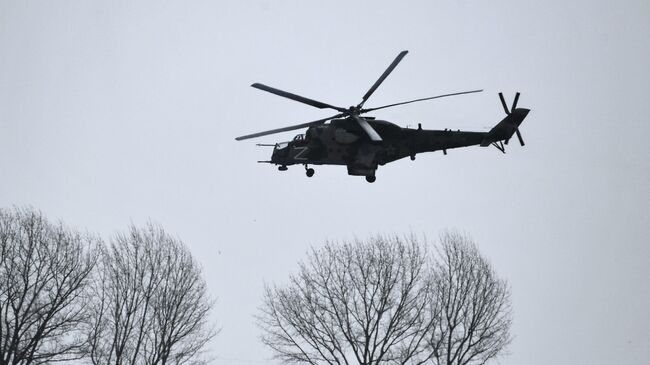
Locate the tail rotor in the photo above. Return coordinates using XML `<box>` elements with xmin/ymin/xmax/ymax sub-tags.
<box><xmin>499</xmin><ymin>92</ymin><xmax>525</xmax><ymax>146</ymax></box>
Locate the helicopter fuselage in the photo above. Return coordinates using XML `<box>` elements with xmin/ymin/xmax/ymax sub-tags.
<box><xmin>268</xmin><ymin>109</ymin><xmax>528</xmax><ymax>179</ymax></box>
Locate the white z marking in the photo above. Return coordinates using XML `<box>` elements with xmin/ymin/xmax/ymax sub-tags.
<box><xmin>293</xmin><ymin>146</ymin><xmax>309</xmax><ymax>160</ymax></box>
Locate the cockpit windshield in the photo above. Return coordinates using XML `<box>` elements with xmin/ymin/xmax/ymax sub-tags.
<box><xmin>293</xmin><ymin>134</ymin><xmax>305</xmax><ymax>141</ymax></box>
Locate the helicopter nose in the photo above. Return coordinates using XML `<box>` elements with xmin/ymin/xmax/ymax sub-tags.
<box><xmin>271</xmin><ymin>145</ymin><xmax>288</xmax><ymax>162</ymax></box>
<box><xmin>270</xmin><ymin>149</ymin><xmax>280</xmax><ymax>163</ymax></box>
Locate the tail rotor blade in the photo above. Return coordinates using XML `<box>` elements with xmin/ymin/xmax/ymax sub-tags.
<box><xmin>511</xmin><ymin>92</ymin><xmax>520</xmax><ymax>111</ymax></box>
<box><xmin>516</xmin><ymin>129</ymin><xmax>525</xmax><ymax>146</ymax></box>
<box><xmin>498</xmin><ymin>92</ymin><xmax>510</xmax><ymax>115</ymax></box>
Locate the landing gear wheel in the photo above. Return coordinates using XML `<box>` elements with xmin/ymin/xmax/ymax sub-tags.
<box><xmin>278</xmin><ymin>165</ymin><xmax>288</xmax><ymax>171</ymax></box>
<box><xmin>365</xmin><ymin>175</ymin><xmax>376</xmax><ymax>183</ymax></box>
<box><xmin>306</xmin><ymin>168</ymin><xmax>315</xmax><ymax>177</ymax></box>
<box><xmin>410</xmin><ymin>155</ymin><xmax>416</xmax><ymax>161</ymax></box>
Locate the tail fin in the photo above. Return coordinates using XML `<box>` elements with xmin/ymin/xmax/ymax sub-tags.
<box><xmin>481</xmin><ymin>92</ymin><xmax>530</xmax><ymax>147</ymax></box>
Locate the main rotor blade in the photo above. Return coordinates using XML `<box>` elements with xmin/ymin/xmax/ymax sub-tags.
<box><xmin>361</xmin><ymin>89</ymin><xmax>483</xmax><ymax>113</ymax></box>
<box><xmin>358</xmin><ymin>50</ymin><xmax>409</xmax><ymax>108</ymax></box>
<box><xmin>352</xmin><ymin>114</ymin><xmax>382</xmax><ymax>142</ymax></box>
<box><xmin>251</xmin><ymin>83</ymin><xmax>347</xmax><ymax>112</ymax></box>
<box><xmin>499</xmin><ymin>92</ymin><xmax>510</xmax><ymax>115</ymax></box>
<box><xmin>235</xmin><ymin>113</ymin><xmax>343</xmax><ymax>141</ymax></box>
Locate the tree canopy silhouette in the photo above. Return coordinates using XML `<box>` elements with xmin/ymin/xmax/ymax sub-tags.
<box><xmin>85</xmin><ymin>223</ymin><xmax>217</xmax><ymax>365</ymax></box>
<box><xmin>258</xmin><ymin>233</ymin><xmax>512</xmax><ymax>365</ymax></box>
<box><xmin>0</xmin><ymin>207</ymin><xmax>98</xmax><ymax>365</ymax></box>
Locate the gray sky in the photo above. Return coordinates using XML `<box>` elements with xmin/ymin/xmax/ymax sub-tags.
<box><xmin>1</xmin><ymin>0</ymin><xmax>648</xmax><ymax>364</ymax></box>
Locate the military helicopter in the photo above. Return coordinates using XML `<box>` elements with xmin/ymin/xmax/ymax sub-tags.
<box><xmin>236</xmin><ymin>50</ymin><xmax>530</xmax><ymax>183</ymax></box>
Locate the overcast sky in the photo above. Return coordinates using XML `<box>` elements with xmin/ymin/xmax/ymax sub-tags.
<box><xmin>1</xmin><ymin>1</ymin><xmax>648</xmax><ymax>364</ymax></box>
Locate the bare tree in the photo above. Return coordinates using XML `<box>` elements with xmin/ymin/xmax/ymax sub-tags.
<box><xmin>258</xmin><ymin>235</ymin><xmax>440</xmax><ymax>365</ymax></box>
<box><xmin>428</xmin><ymin>232</ymin><xmax>512</xmax><ymax>365</ymax></box>
<box><xmin>0</xmin><ymin>207</ymin><xmax>97</xmax><ymax>365</ymax></box>
<box><xmin>85</xmin><ymin>223</ymin><xmax>217</xmax><ymax>365</ymax></box>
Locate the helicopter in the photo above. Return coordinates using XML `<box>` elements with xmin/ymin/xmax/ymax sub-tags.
<box><xmin>236</xmin><ymin>50</ymin><xmax>530</xmax><ymax>183</ymax></box>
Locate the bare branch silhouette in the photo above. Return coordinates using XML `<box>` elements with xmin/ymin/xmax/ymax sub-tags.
<box><xmin>258</xmin><ymin>233</ymin><xmax>512</xmax><ymax>365</ymax></box>
<box><xmin>429</xmin><ymin>232</ymin><xmax>512</xmax><ymax>365</ymax></box>
<box><xmin>258</xmin><ymin>235</ymin><xmax>439</xmax><ymax>365</ymax></box>
<box><xmin>0</xmin><ymin>207</ymin><xmax>98</xmax><ymax>365</ymax></box>
<box><xmin>85</xmin><ymin>223</ymin><xmax>217</xmax><ymax>365</ymax></box>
